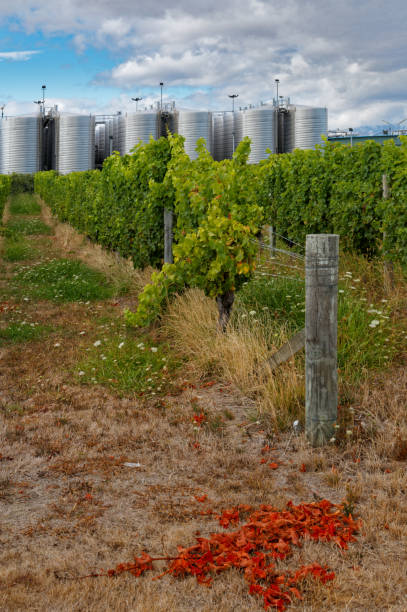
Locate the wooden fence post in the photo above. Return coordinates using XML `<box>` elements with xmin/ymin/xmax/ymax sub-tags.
<box><xmin>382</xmin><ymin>174</ymin><xmax>394</xmax><ymax>291</ymax></box>
<box><xmin>269</xmin><ymin>225</ymin><xmax>275</xmax><ymax>258</ymax></box>
<box><xmin>164</xmin><ymin>208</ymin><xmax>173</xmax><ymax>264</ymax></box>
<box><xmin>305</xmin><ymin>234</ymin><xmax>339</xmax><ymax>447</ymax></box>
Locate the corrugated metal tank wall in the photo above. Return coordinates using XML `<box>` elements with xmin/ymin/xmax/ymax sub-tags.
<box><xmin>112</xmin><ymin>116</ymin><xmax>120</xmax><ymax>153</ymax></box>
<box><xmin>119</xmin><ymin>111</ymin><xmax>159</xmax><ymax>155</ymax></box>
<box><xmin>1</xmin><ymin>115</ymin><xmax>41</xmax><ymax>174</ymax></box>
<box><xmin>212</xmin><ymin>114</ymin><xmax>224</xmax><ymax>161</ymax></box>
<box><xmin>55</xmin><ymin>114</ymin><xmax>95</xmax><ymax>174</ymax></box>
<box><xmin>176</xmin><ymin>111</ymin><xmax>213</xmax><ymax>160</ymax></box>
<box><xmin>95</xmin><ymin>124</ymin><xmax>106</xmax><ymax>165</ymax></box>
<box><xmin>240</xmin><ymin>106</ymin><xmax>277</xmax><ymax>163</ymax></box>
<box><xmin>284</xmin><ymin>105</ymin><xmax>328</xmax><ymax>152</ymax></box>
<box><xmin>223</xmin><ymin>112</ymin><xmax>242</xmax><ymax>159</ymax></box>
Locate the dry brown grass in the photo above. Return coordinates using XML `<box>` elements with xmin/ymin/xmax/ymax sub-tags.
<box><xmin>2</xmin><ymin>197</ymin><xmax>11</xmax><ymax>225</ymax></box>
<box><xmin>162</xmin><ymin>288</ymin><xmax>304</xmax><ymax>429</ymax></box>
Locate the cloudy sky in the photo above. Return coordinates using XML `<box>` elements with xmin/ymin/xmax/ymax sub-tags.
<box><xmin>0</xmin><ymin>0</ymin><xmax>406</xmax><ymax>130</ymax></box>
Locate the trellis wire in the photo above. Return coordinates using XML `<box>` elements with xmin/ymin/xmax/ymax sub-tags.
<box><xmin>256</xmin><ymin>241</ymin><xmax>305</xmax><ymax>261</ymax></box>
<box><xmin>256</xmin><ymin>260</ymin><xmax>304</xmax><ymax>272</ymax></box>
<box><xmin>268</xmin><ymin>230</ymin><xmax>305</xmax><ymax>252</ymax></box>
<box><xmin>255</xmin><ymin>272</ymin><xmax>305</xmax><ymax>283</ymax></box>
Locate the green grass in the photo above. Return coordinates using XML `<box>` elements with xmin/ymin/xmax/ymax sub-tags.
<box><xmin>2</xmin><ymin>238</ymin><xmax>36</xmax><ymax>262</ymax></box>
<box><xmin>76</xmin><ymin>333</ymin><xmax>178</xmax><ymax>395</ymax></box>
<box><xmin>0</xmin><ymin>321</ymin><xmax>50</xmax><ymax>346</ymax></box>
<box><xmin>4</xmin><ymin>217</ymin><xmax>51</xmax><ymax>237</ymax></box>
<box><xmin>14</xmin><ymin>258</ymin><xmax>117</xmax><ymax>302</ymax></box>
<box><xmin>9</xmin><ymin>194</ymin><xmax>41</xmax><ymax>215</ymax></box>
<box><xmin>235</xmin><ymin>268</ymin><xmax>399</xmax><ymax>383</ymax></box>
<box><xmin>235</xmin><ymin>274</ymin><xmax>305</xmax><ymax>338</ymax></box>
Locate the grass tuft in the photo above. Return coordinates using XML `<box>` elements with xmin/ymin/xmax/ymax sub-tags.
<box><xmin>5</xmin><ymin>217</ymin><xmax>51</xmax><ymax>236</ymax></box>
<box><xmin>76</xmin><ymin>333</ymin><xmax>177</xmax><ymax>395</ymax></box>
<box><xmin>2</xmin><ymin>238</ymin><xmax>36</xmax><ymax>262</ymax></box>
<box><xmin>0</xmin><ymin>321</ymin><xmax>50</xmax><ymax>346</ymax></box>
<box><xmin>14</xmin><ymin>258</ymin><xmax>117</xmax><ymax>302</ymax></box>
<box><xmin>9</xmin><ymin>194</ymin><xmax>41</xmax><ymax>216</ymax></box>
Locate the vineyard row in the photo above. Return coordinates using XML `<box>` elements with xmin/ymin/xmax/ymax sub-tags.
<box><xmin>32</xmin><ymin>134</ymin><xmax>407</xmax><ymax>325</ymax></box>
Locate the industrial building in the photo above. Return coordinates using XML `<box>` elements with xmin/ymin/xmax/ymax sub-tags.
<box><xmin>0</xmin><ymin>100</ymin><xmax>328</xmax><ymax>175</ymax></box>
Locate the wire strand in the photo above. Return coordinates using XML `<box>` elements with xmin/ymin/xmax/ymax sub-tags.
<box><xmin>256</xmin><ymin>259</ymin><xmax>304</xmax><ymax>272</ymax></box>
<box><xmin>256</xmin><ymin>242</ymin><xmax>305</xmax><ymax>261</ymax></box>
<box><xmin>268</xmin><ymin>230</ymin><xmax>305</xmax><ymax>252</ymax></box>
<box><xmin>255</xmin><ymin>272</ymin><xmax>305</xmax><ymax>283</ymax></box>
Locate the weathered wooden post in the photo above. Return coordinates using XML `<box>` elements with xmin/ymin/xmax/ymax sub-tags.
<box><xmin>164</xmin><ymin>208</ymin><xmax>173</xmax><ymax>264</ymax></box>
<box><xmin>382</xmin><ymin>174</ymin><xmax>394</xmax><ymax>291</ymax></box>
<box><xmin>305</xmin><ymin>234</ymin><xmax>339</xmax><ymax>447</ymax></box>
<box><xmin>269</xmin><ymin>225</ymin><xmax>275</xmax><ymax>258</ymax></box>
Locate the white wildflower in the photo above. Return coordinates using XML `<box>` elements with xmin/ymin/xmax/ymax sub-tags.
<box><xmin>369</xmin><ymin>320</ymin><xmax>380</xmax><ymax>328</ymax></box>
<box><xmin>118</xmin><ymin>342</ymin><xmax>125</xmax><ymax>349</ymax></box>
<box><xmin>151</xmin><ymin>347</ymin><xmax>158</xmax><ymax>352</ymax></box>
<box><xmin>93</xmin><ymin>340</ymin><xmax>102</xmax><ymax>347</ymax></box>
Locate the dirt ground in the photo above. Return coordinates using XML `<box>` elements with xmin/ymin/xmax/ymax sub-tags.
<box><xmin>1</xmin><ymin>200</ymin><xmax>407</xmax><ymax>611</ymax></box>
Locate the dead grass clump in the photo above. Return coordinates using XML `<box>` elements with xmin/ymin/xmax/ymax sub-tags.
<box><xmin>357</xmin><ymin>365</ymin><xmax>407</xmax><ymax>460</ymax></box>
<box><xmin>2</xmin><ymin>197</ymin><xmax>11</xmax><ymax>225</ymax></box>
<box><xmin>162</xmin><ymin>288</ymin><xmax>304</xmax><ymax>428</ymax></box>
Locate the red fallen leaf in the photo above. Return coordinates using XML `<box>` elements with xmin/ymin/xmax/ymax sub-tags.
<box><xmin>299</xmin><ymin>463</ymin><xmax>307</xmax><ymax>473</ymax></box>
<box><xmin>201</xmin><ymin>381</ymin><xmax>216</xmax><ymax>388</ymax></box>
<box><xmin>289</xmin><ymin>586</ymin><xmax>302</xmax><ymax>599</ymax></box>
<box><xmin>193</xmin><ymin>442</ymin><xmax>201</xmax><ymax>449</ymax></box>
<box><xmin>261</xmin><ymin>444</ymin><xmax>270</xmax><ymax>454</ymax></box>
<box><xmin>97</xmin><ymin>500</ymin><xmax>359</xmax><ymax>612</ymax></box>
<box><xmin>193</xmin><ymin>413</ymin><xmax>205</xmax><ymax>426</ymax></box>
<box><xmin>269</xmin><ymin>462</ymin><xmax>279</xmax><ymax>470</ymax></box>
<box><xmin>195</xmin><ymin>494</ymin><xmax>207</xmax><ymax>503</ymax></box>
<box><xmin>84</xmin><ymin>493</ymin><xmax>93</xmax><ymax>501</ymax></box>
<box><xmin>385</xmin><ymin>469</ymin><xmax>391</xmax><ymax>473</ymax></box>
<box><xmin>260</xmin><ymin>458</ymin><xmax>267</xmax><ymax>464</ymax></box>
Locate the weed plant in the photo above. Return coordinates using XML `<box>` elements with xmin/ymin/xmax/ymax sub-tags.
<box><xmin>0</xmin><ymin>321</ymin><xmax>50</xmax><ymax>346</ymax></box>
<box><xmin>77</xmin><ymin>334</ymin><xmax>177</xmax><ymax>394</ymax></box>
<box><xmin>9</xmin><ymin>194</ymin><xmax>41</xmax><ymax>215</ymax></box>
<box><xmin>2</xmin><ymin>238</ymin><xmax>36</xmax><ymax>262</ymax></box>
<box><xmin>14</xmin><ymin>259</ymin><xmax>116</xmax><ymax>302</ymax></box>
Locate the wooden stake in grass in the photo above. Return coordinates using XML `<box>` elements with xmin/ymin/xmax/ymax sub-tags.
<box><xmin>269</xmin><ymin>225</ymin><xmax>275</xmax><ymax>258</ymax></box>
<box><xmin>305</xmin><ymin>234</ymin><xmax>339</xmax><ymax>447</ymax></box>
<box><xmin>382</xmin><ymin>174</ymin><xmax>394</xmax><ymax>292</ymax></box>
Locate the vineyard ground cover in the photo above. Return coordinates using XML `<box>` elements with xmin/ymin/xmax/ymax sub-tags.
<box><xmin>1</xmin><ymin>195</ymin><xmax>407</xmax><ymax>610</ymax></box>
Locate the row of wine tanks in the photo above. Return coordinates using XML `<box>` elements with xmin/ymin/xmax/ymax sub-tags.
<box><xmin>0</xmin><ymin>105</ymin><xmax>327</xmax><ymax>174</ymax></box>
<box><xmin>101</xmin><ymin>105</ymin><xmax>328</xmax><ymax>164</ymax></box>
<box><xmin>0</xmin><ymin>114</ymin><xmax>95</xmax><ymax>175</ymax></box>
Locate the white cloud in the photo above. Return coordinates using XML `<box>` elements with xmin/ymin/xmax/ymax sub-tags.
<box><xmin>0</xmin><ymin>50</ymin><xmax>40</xmax><ymax>61</ymax></box>
<box><xmin>1</xmin><ymin>1</ymin><xmax>407</xmax><ymax>127</ymax></box>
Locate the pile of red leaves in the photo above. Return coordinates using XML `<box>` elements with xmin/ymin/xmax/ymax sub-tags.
<box><xmin>101</xmin><ymin>499</ymin><xmax>360</xmax><ymax>611</ymax></box>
